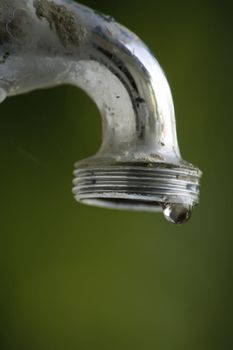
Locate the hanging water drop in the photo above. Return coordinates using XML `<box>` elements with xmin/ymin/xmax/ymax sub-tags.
<box><xmin>163</xmin><ymin>203</ymin><xmax>193</xmax><ymax>224</ymax></box>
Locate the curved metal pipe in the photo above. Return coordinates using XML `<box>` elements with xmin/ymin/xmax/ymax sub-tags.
<box><xmin>0</xmin><ymin>0</ymin><xmax>201</xmax><ymax>223</ymax></box>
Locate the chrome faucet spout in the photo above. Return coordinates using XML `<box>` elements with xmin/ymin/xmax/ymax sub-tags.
<box><xmin>0</xmin><ymin>0</ymin><xmax>201</xmax><ymax>223</ymax></box>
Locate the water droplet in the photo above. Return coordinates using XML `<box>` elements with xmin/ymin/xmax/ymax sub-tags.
<box><xmin>163</xmin><ymin>203</ymin><xmax>192</xmax><ymax>224</ymax></box>
<box><xmin>0</xmin><ymin>88</ymin><xmax>7</xmax><ymax>103</ymax></box>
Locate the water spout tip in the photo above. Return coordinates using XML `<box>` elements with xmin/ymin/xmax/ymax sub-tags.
<box><xmin>73</xmin><ymin>160</ymin><xmax>201</xmax><ymax>224</ymax></box>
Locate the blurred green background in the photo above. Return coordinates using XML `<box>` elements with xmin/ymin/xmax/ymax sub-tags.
<box><xmin>0</xmin><ymin>0</ymin><xmax>232</xmax><ymax>349</ymax></box>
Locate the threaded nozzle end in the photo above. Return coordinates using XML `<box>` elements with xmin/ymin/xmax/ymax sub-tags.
<box><xmin>73</xmin><ymin>162</ymin><xmax>201</xmax><ymax>223</ymax></box>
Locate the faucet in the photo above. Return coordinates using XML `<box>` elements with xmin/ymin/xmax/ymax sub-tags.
<box><xmin>0</xmin><ymin>0</ymin><xmax>202</xmax><ymax>224</ymax></box>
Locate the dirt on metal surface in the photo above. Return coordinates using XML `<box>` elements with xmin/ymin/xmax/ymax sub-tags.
<box><xmin>33</xmin><ymin>0</ymin><xmax>86</xmax><ymax>47</ymax></box>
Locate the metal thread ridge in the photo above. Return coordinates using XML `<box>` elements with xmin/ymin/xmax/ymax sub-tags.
<box><xmin>73</xmin><ymin>165</ymin><xmax>200</xmax><ymax>209</ymax></box>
